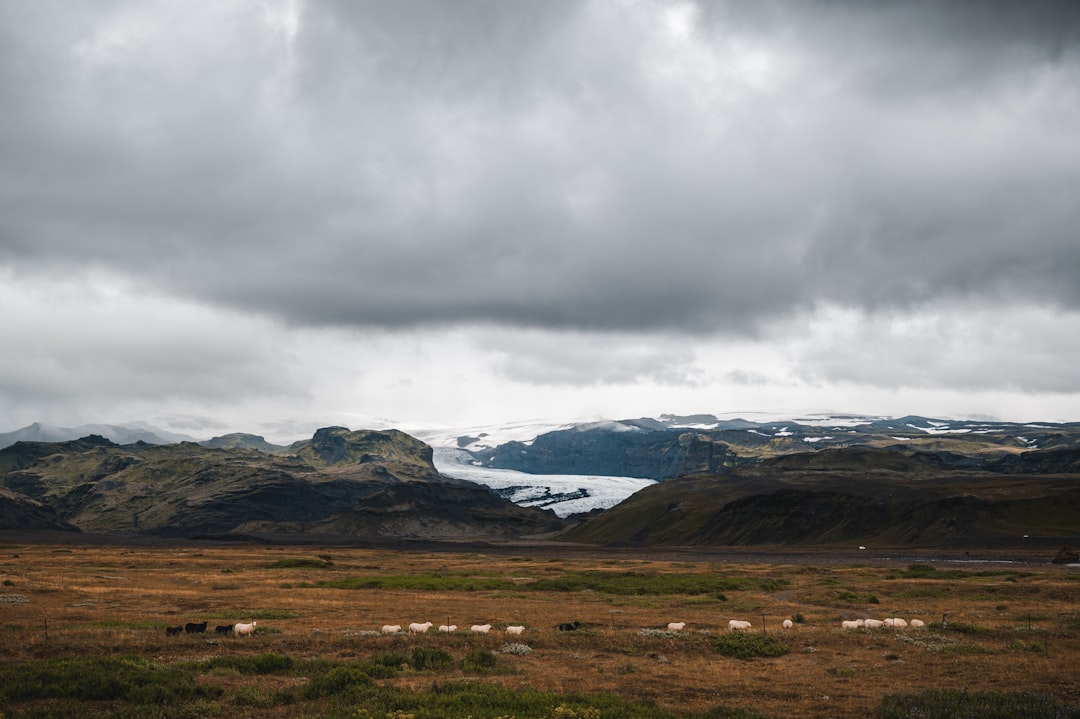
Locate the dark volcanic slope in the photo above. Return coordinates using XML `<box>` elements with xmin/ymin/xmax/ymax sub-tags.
<box><xmin>559</xmin><ymin>447</ymin><xmax>1080</xmax><ymax>548</ymax></box>
<box><xmin>0</xmin><ymin>428</ymin><xmax>565</xmax><ymax>540</ymax></box>
<box><xmin>0</xmin><ymin>487</ymin><xmax>79</xmax><ymax>533</ymax></box>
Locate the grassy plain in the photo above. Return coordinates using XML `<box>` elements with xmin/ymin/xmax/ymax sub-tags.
<box><xmin>0</xmin><ymin>539</ymin><xmax>1078</xmax><ymax>718</ymax></box>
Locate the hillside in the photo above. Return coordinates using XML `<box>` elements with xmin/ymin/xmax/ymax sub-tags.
<box><xmin>559</xmin><ymin>446</ymin><xmax>1080</xmax><ymax>548</ymax></box>
<box><xmin>0</xmin><ymin>428</ymin><xmax>564</xmax><ymax>540</ymax></box>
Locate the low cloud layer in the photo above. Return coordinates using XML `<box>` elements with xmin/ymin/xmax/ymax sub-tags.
<box><xmin>1</xmin><ymin>1</ymin><xmax>1078</xmax><ymax>434</ymax></box>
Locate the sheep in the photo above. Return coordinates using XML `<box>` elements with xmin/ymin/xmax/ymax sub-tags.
<box><xmin>381</xmin><ymin>624</ymin><xmax>402</xmax><ymax>634</ymax></box>
<box><xmin>863</xmin><ymin>619</ymin><xmax>884</xmax><ymax>629</ymax></box>
<box><xmin>909</xmin><ymin>619</ymin><xmax>926</xmax><ymax>628</ymax></box>
<box><xmin>883</xmin><ymin>617</ymin><xmax>908</xmax><ymax>628</ymax></box>
<box><xmin>667</xmin><ymin>622</ymin><xmax>686</xmax><ymax>632</ymax></box>
<box><xmin>165</xmin><ymin>625</ymin><xmax>183</xmax><ymax>636</ymax></box>
<box><xmin>233</xmin><ymin>621</ymin><xmax>257</xmax><ymax>637</ymax></box>
<box><xmin>184</xmin><ymin>621</ymin><xmax>208</xmax><ymax>634</ymax></box>
<box><xmin>557</xmin><ymin>621</ymin><xmax>581</xmax><ymax>631</ymax></box>
<box><xmin>438</xmin><ymin>624</ymin><xmax>457</xmax><ymax>633</ymax></box>
<box><xmin>840</xmin><ymin>619</ymin><xmax>864</xmax><ymax>630</ymax></box>
<box><xmin>470</xmin><ymin>624</ymin><xmax>492</xmax><ymax>633</ymax></box>
<box><xmin>214</xmin><ymin>624</ymin><xmax>233</xmax><ymax>634</ymax></box>
<box><xmin>505</xmin><ymin>625</ymin><xmax>525</xmax><ymax>636</ymax></box>
<box><xmin>728</xmin><ymin>620</ymin><xmax>752</xmax><ymax>632</ymax></box>
<box><xmin>409</xmin><ymin>621</ymin><xmax>434</xmax><ymax>634</ymax></box>
<box><xmin>782</xmin><ymin>619</ymin><xmax>794</xmax><ymax>629</ymax></box>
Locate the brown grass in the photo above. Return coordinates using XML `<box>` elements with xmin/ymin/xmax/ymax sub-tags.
<box><xmin>0</xmin><ymin>540</ymin><xmax>1078</xmax><ymax>718</ymax></box>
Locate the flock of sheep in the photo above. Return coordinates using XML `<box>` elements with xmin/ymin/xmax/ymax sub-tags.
<box><xmin>380</xmin><ymin>622</ymin><xmax>526</xmax><ymax>635</ymax></box>
<box><xmin>840</xmin><ymin>617</ymin><xmax>926</xmax><ymax>630</ymax></box>
<box><xmin>165</xmin><ymin>620</ymin><xmax>257</xmax><ymax>637</ymax></box>
<box><xmin>166</xmin><ymin>616</ymin><xmax>929</xmax><ymax>638</ymax></box>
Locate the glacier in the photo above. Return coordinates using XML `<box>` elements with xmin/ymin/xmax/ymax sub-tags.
<box><xmin>432</xmin><ymin>447</ymin><xmax>655</xmax><ymax>518</ymax></box>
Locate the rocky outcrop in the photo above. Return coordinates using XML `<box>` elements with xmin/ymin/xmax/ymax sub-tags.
<box><xmin>479</xmin><ymin>426</ymin><xmax>730</xmax><ymax>479</ymax></box>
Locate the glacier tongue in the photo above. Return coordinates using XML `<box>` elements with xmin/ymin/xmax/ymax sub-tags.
<box><xmin>432</xmin><ymin>448</ymin><xmax>655</xmax><ymax>518</ymax></box>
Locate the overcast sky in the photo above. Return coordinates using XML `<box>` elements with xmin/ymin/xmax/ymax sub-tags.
<box><xmin>2</xmin><ymin>1</ymin><xmax>1079</xmax><ymax>443</ymax></box>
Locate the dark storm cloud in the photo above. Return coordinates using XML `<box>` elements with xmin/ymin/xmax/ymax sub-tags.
<box><xmin>2</xmin><ymin>0</ymin><xmax>1078</xmax><ymax>334</ymax></box>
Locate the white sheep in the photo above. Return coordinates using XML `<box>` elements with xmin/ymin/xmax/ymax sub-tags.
<box><xmin>233</xmin><ymin>621</ymin><xmax>256</xmax><ymax>636</ymax></box>
<box><xmin>667</xmin><ymin>622</ymin><xmax>686</xmax><ymax>631</ymax></box>
<box><xmin>840</xmin><ymin>619</ymin><xmax>864</xmax><ymax>630</ymax></box>
<box><xmin>438</xmin><ymin>624</ymin><xmax>457</xmax><ymax>633</ymax></box>
<box><xmin>782</xmin><ymin>619</ymin><xmax>794</xmax><ymax>629</ymax></box>
<box><xmin>883</xmin><ymin>617</ymin><xmax>908</xmax><ymax>628</ymax></box>
<box><xmin>909</xmin><ymin>619</ymin><xmax>925</xmax><ymax>628</ymax></box>
<box><xmin>470</xmin><ymin>624</ymin><xmax>492</xmax><ymax>633</ymax></box>
<box><xmin>381</xmin><ymin>624</ymin><xmax>401</xmax><ymax>634</ymax></box>
<box><xmin>409</xmin><ymin>621</ymin><xmax>433</xmax><ymax>634</ymax></box>
<box><xmin>728</xmin><ymin>620</ymin><xmax>752</xmax><ymax>631</ymax></box>
<box><xmin>863</xmin><ymin>619</ymin><xmax>884</xmax><ymax>629</ymax></box>
<box><xmin>505</xmin><ymin>625</ymin><xmax>525</xmax><ymax>636</ymax></box>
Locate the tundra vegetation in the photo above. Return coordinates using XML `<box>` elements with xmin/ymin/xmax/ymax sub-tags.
<box><xmin>0</xmin><ymin>542</ymin><xmax>1077</xmax><ymax>718</ymax></box>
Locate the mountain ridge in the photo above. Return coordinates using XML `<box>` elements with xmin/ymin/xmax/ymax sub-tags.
<box><xmin>0</xmin><ymin>427</ymin><xmax>564</xmax><ymax>540</ymax></box>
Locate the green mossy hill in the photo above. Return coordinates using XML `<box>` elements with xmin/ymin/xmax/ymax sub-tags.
<box><xmin>0</xmin><ymin>427</ymin><xmax>564</xmax><ymax>539</ymax></box>
<box><xmin>200</xmin><ymin>433</ymin><xmax>287</xmax><ymax>453</ymax></box>
<box><xmin>288</xmin><ymin>427</ymin><xmax>436</xmax><ymax>475</ymax></box>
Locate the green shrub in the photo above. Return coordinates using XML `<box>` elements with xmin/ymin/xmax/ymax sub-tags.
<box><xmin>879</xmin><ymin>689</ymin><xmax>1080</xmax><ymax>718</ymax></box>
<box><xmin>303</xmin><ymin>665</ymin><xmax>373</xmax><ymax>698</ymax></box>
<box><xmin>714</xmin><ymin>632</ymin><xmax>789</xmax><ymax>660</ymax></box>
<box><xmin>0</xmin><ymin>656</ymin><xmax>220</xmax><ymax>703</ymax></box>
<box><xmin>411</xmin><ymin>646</ymin><xmax>454</xmax><ymax>671</ymax></box>
<box><xmin>462</xmin><ymin>648</ymin><xmax>498</xmax><ymax>672</ymax></box>
<box><xmin>369</xmin><ymin>651</ymin><xmax>412</xmax><ymax>669</ymax></box>
<box><xmin>195</xmin><ymin>653</ymin><xmax>295</xmax><ymax>676</ymax></box>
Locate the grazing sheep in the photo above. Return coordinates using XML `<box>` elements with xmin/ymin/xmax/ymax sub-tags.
<box><xmin>884</xmin><ymin>617</ymin><xmax>908</xmax><ymax>628</ymax></box>
<box><xmin>840</xmin><ymin>619</ymin><xmax>864</xmax><ymax>630</ymax></box>
<box><xmin>728</xmin><ymin>620</ymin><xmax>752</xmax><ymax>632</ymax></box>
<box><xmin>381</xmin><ymin>625</ymin><xmax>402</xmax><ymax>634</ymax></box>
<box><xmin>470</xmin><ymin>624</ymin><xmax>492</xmax><ymax>633</ymax></box>
<box><xmin>409</xmin><ymin>621</ymin><xmax>434</xmax><ymax>634</ymax></box>
<box><xmin>909</xmin><ymin>619</ymin><xmax>926</xmax><ymax>628</ymax></box>
<box><xmin>184</xmin><ymin>622</ymin><xmax>208</xmax><ymax>634</ymax></box>
<box><xmin>233</xmin><ymin>621</ymin><xmax>257</xmax><ymax>637</ymax></box>
<box><xmin>165</xmin><ymin>625</ymin><xmax>183</xmax><ymax>636</ymax></box>
<box><xmin>557</xmin><ymin>621</ymin><xmax>581</xmax><ymax>631</ymax></box>
<box><xmin>863</xmin><ymin>619</ymin><xmax>884</xmax><ymax>629</ymax></box>
<box><xmin>506</xmin><ymin>625</ymin><xmax>525</xmax><ymax>636</ymax></box>
<box><xmin>214</xmin><ymin>625</ymin><xmax>233</xmax><ymax>634</ymax></box>
<box><xmin>782</xmin><ymin>619</ymin><xmax>794</xmax><ymax>629</ymax></box>
<box><xmin>438</xmin><ymin>624</ymin><xmax>457</xmax><ymax>633</ymax></box>
<box><xmin>667</xmin><ymin>622</ymin><xmax>686</xmax><ymax>632</ymax></box>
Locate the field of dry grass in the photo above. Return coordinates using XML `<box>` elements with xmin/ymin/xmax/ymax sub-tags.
<box><xmin>1</xmin><ymin>538</ymin><xmax>1078</xmax><ymax>718</ymax></box>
